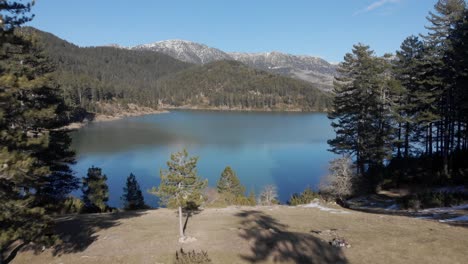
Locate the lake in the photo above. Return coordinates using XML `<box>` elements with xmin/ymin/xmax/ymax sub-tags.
<box><xmin>70</xmin><ymin>110</ymin><xmax>336</xmax><ymax>207</ymax></box>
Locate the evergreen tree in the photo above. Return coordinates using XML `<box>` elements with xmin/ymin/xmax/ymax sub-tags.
<box><xmin>395</xmin><ymin>36</ymin><xmax>440</xmax><ymax>158</ymax></box>
<box><xmin>150</xmin><ymin>149</ymin><xmax>207</xmax><ymax>239</ymax></box>
<box><xmin>247</xmin><ymin>189</ymin><xmax>256</xmax><ymax>206</ymax></box>
<box><xmin>81</xmin><ymin>166</ymin><xmax>109</xmax><ymax>213</ymax></box>
<box><xmin>216</xmin><ymin>166</ymin><xmax>246</xmax><ymax>204</ymax></box>
<box><xmin>328</xmin><ymin>44</ymin><xmax>398</xmax><ymax>185</ymax></box>
<box><xmin>422</xmin><ymin>0</ymin><xmax>466</xmax><ymax>174</ymax></box>
<box><xmin>121</xmin><ymin>173</ymin><xmax>147</xmax><ymax>210</ymax></box>
<box><xmin>1</xmin><ymin>1</ymin><xmax>78</xmax><ymax>261</ymax></box>
<box><xmin>449</xmin><ymin>9</ymin><xmax>468</xmax><ymax>152</ymax></box>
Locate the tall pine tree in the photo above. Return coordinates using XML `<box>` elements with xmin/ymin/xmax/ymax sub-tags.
<box><xmin>121</xmin><ymin>173</ymin><xmax>147</xmax><ymax>210</ymax></box>
<box><xmin>1</xmin><ymin>1</ymin><xmax>78</xmax><ymax>261</ymax></box>
<box><xmin>329</xmin><ymin>44</ymin><xmax>397</xmax><ymax>186</ymax></box>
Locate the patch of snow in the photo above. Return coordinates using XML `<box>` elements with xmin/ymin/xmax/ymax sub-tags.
<box><xmin>439</xmin><ymin>215</ymin><xmax>468</xmax><ymax>222</ymax></box>
<box><xmin>302</xmin><ymin>201</ymin><xmax>350</xmax><ymax>214</ymax></box>
<box><xmin>421</xmin><ymin>204</ymin><xmax>468</xmax><ymax>214</ymax></box>
<box><xmin>385</xmin><ymin>204</ymin><xmax>400</xmax><ymax>210</ymax></box>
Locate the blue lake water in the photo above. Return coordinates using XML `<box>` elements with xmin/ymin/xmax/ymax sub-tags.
<box><xmin>70</xmin><ymin>110</ymin><xmax>336</xmax><ymax>207</ymax></box>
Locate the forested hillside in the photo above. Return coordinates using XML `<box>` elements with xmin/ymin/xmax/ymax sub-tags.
<box><xmin>155</xmin><ymin>60</ymin><xmax>331</xmax><ymax>111</ymax></box>
<box><xmin>21</xmin><ymin>27</ymin><xmax>192</xmax><ymax>113</ymax></box>
<box><xmin>22</xmin><ymin>28</ymin><xmax>331</xmax><ymax>113</ymax></box>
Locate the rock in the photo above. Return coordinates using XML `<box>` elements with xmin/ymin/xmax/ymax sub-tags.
<box><xmin>330</xmin><ymin>238</ymin><xmax>350</xmax><ymax>248</ymax></box>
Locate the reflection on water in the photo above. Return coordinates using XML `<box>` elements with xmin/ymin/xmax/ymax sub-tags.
<box><xmin>70</xmin><ymin>110</ymin><xmax>336</xmax><ymax>207</ymax></box>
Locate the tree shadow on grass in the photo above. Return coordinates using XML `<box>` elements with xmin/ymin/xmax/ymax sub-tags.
<box><xmin>236</xmin><ymin>210</ymin><xmax>348</xmax><ymax>264</ymax></box>
<box><xmin>20</xmin><ymin>210</ymin><xmax>149</xmax><ymax>257</ymax></box>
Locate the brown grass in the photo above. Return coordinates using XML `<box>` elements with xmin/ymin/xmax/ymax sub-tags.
<box><xmin>11</xmin><ymin>206</ymin><xmax>468</xmax><ymax>264</ymax></box>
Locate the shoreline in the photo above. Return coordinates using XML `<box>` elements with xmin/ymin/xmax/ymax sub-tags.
<box><xmin>60</xmin><ymin>105</ymin><xmax>328</xmax><ymax>131</ymax></box>
<box><xmin>59</xmin><ymin>109</ymin><xmax>169</xmax><ymax>131</ymax></box>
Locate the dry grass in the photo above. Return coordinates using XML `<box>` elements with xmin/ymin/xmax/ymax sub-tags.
<box><xmin>11</xmin><ymin>205</ymin><xmax>468</xmax><ymax>264</ymax></box>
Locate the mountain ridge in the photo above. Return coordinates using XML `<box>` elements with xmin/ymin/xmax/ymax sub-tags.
<box><xmin>125</xmin><ymin>39</ymin><xmax>337</xmax><ymax>91</ymax></box>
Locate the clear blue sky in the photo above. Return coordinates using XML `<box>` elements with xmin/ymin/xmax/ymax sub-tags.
<box><xmin>28</xmin><ymin>0</ymin><xmax>436</xmax><ymax>62</ymax></box>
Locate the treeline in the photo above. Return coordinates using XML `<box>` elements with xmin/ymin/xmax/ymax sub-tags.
<box><xmin>329</xmin><ymin>0</ymin><xmax>468</xmax><ymax>189</ymax></box>
<box><xmin>23</xmin><ymin>28</ymin><xmax>331</xmax><ymax>113</ymax></box>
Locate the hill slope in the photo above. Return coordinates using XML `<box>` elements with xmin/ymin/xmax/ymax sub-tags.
<box><xmin>23</xmin><ymin>28</ymin><xmax>193</xmax><ymax>112</ymax></box>
<box><xmin>131</xmin><ymin>40</ymin><xmax>337</xmax><ymax>91</ymax></box>
<box><xmin>155</xmin><ymin>60</ymin><xmax>331</xmax><ymax>111</ymax></box>
<box><xmin>230</xmin><ymin>51</ymin><xmax>337</xmax><ymax>91</ymax></box>
<box><xmin>11</xmin><ymin>206</ymin><xmax>468</xmax><ymax>264</ymax></box>
<box><xmin>24</xmin><ymin>28</ymin><xmax>331</xmax><ymax>113</ymax></box>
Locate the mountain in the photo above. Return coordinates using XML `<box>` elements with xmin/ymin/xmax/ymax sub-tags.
<box><xmin>22</xmin><ymin>27</ymin><xmax>192</xmax><ymax>113</ymax></box>
<box><xmin>132</xmin><ymin>40</ymin><xmax>232</xmax><ymax>64</ymax></box>
<box><xmin>229</xmin><ymin>52</ymin><xmax>336</xmax><ymax>91</ymax></box>
<box><xmin>23</xmin><ymin>28</ymin><xmax>330</xmax><ymax>113</ymax></box>
<box><xmin>131</xmin><ymin>41</ymin><xmax>337</xmax><ymax>91</ymax></box>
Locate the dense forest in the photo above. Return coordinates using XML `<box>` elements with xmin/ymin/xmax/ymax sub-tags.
<box><xmin>155</xmin><ymin>60</ymin><xmax>331</xmax><ymax>111</ymax></box>
<box><xmin>22</xmin><ymin>28</ymin><xmax>331</xmax><ymax>114</ymax></box>
<box><xmin>329</xmin><ymin>0</ymin><xmax>468</xmax><ymax>191</ymax></box>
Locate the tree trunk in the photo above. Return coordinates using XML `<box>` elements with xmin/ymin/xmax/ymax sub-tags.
<box><xmin>404</xmin><ymin>121</ymin><xmax>410</xmax><ymax>158</ymax></box>
<box><xmin>178</xmin><ymin>206</ymin><xmax>184</xmax><ymax>238</ymax></box>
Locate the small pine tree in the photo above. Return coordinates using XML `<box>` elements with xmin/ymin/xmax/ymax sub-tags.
<box><xmin>217</xmin><ymin>166</ymin><xmax>246</xmax><ymax>204</ymax></box>
<box><xmin>121</xmin><ymin>173</ymin><xmax>147</xmax><ymax>210</ymax></box>
<box><xmin>247</xmin><ymin>189</ymin><xmax>256</xmax><ymax>206</ymax></box>
<box><xmin>82</xmin><ymin>166</ymin><xmax>109</xmax><ymax>213</ymax></box>
<box><xmin>149</xmin><ymin>149</ymin><xmax>207</xmax><ymax>239</ymax></box>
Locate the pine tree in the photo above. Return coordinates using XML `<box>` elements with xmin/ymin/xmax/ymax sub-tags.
<box><xmin>82</xmin><ymin>166</ymin><xmax>109</xmax><ymax>213</ymax></box>
<box><xmin>449</xmin><ymin>9</ymin><xmax>468</xmax><ymax>152</ymax></box>
<box><xmin>247</xmin><ymin>189</ymin><xmax>256</xmax><ymax>206</ymax></box>
<box><xmin>216</xmin><ymin>166</ymin><xmax>246</xmax><ymax>204</ymax></box>
<box><xmin>422</xmin><ymin>0</ymin><xmax>466</xmax><ymax>174</ymax></box>
<box><xmin>149</xmin><ymin>149</ymin><xmax>207</xmax><ymax>239</ymax></box>
<box><xmin>329</xmin><ymin>44</ymin><xmax>397</xmax><ymax>185</ymax></box>
<box><xmin>121</xmin><ymin>173</ymin><xmax>147</xmax><ymax>210</ymax></box>
<box><xmin>394</xmin><ymin>36</ymin><xmax>438</xmax><ymax>158</ymax></box>
<box><xmin>1</xmin><ymin>1</ymin><xmax>78</xmax><ymax>261</ymax></box>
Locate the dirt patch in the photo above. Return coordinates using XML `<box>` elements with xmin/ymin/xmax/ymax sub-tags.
<box><xmin>11</xmin><ymin>206</ymin><xmax>468</xmax><ymax>264</ymax></box>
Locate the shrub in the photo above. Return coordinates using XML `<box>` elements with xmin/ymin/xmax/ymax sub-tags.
<box><xmin>258</xmin><ymin>185</ymin><xmax>279</xmax><ymax>206</ymax></box>
<box><xmin>288</xmin><ymin>187</ymin><xmax>320</xmax><ymax>206</ymax></box>
<box><xmin>174</xmin><ymin>248</ymin><xmax>211</xmax><ymax>264</ymax></box>
<box><xmin>319</xmin><ymin>156</ymin><xmax>360</xmax><ymax>203</ymax></box>
<box><xmin>61</xmin><ymin>197</ymin><xmax>85</xmax><ymax>214</ymax></box>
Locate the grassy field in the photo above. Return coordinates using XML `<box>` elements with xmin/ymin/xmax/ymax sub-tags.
<box><xmin>11</xmin><ymin>204</ymin><xmax>468</xmax><ymax>264</ymax></box>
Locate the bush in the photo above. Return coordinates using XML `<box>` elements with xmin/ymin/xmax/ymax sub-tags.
<box><xmin>174</xmin><ymin>248</ymin><xmax>211</xmax><ymax>264</ymax></box>
<box><xmin>319</xmin><ymin>156</ymin><xmax>359</xmax><ymax>202</ymax></box>
<box><xmin>287</xmin><ymin>187</ymin><xmax>320</xmax><ymax>206</ymax></box>
<box><xmin>61</xmin><ymin>197</ymin><xmax>85</xmax><ymax>214</ymax></box>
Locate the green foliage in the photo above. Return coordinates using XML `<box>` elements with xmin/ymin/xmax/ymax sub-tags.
<box><xmin>328</xmin><ymin>44</ymin><xmax>399</xmax><ymax>187</ymax></box>
<box><xmin>156</xmin><ymin>60</ymin><xmax>332</xmax><ymax>111</ymax></box>
<box><xmin>1</xmin><ymin>2</ymin><xmax>78</xmax><ymax>257</ymax></box>
<box><xmin>174</xmin><ymin>248</ymin><xmax>212</xmax><ymax>264</ymax></box>
<box><xmin>150</xmin><ymin>149</ymin><xmax>208</xmax><ymax>209</ymax></box>
<box><xmin>216</xmin><ymin>166</ymin><xmax>247</xmax><ymax>205</ymax></box>
<box><xmin>20</xmin><ymin>28</ymin><xmax>331</xmax><ymax>113</ymax></box>
<box><xmin>121</xmin><ymin>173</ymin><xmax>148</xmax><ymax>210</ymax></box>
<box><xmin>81</xmin><ymin>166</ymin><xmax>110</xmax><ymax>213</ymax></box>
<box><xmin>287</xmin><ymin>187</ymin><xmax>320</xmax><ymax>206</ymax></box>
<box><xmin>217</xmin><ymin>166</ymin><xmax>245</xmax><ymax>195</ymax></box>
